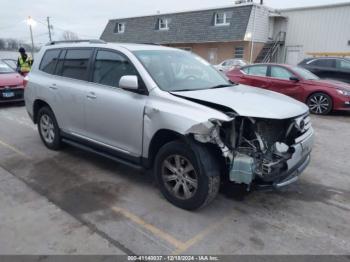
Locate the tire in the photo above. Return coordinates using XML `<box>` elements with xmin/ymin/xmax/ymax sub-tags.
<box><xmin>307</xmin><ymin>92</ymin><xmax>333</xmax><ymax>115</ymax></box>
<box><xmin>155</xmin><ymin>140</ymin><xmax>220</xmax><ymax>210</ymax></box>
<box><xmin>37</xmin><ymin>106</ymin><xmax>62</xmax><ymax>150</ymax></box>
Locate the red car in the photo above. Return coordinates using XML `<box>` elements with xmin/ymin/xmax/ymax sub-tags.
<box><xmin>0</xmin><ymin>60</ymin><xmax>25</xmax><ymax>103</ymax></box>
<box><xmin>227</xmin><ymin>63</ymin><xmax>350</xmax><ymax>115</ymax></box>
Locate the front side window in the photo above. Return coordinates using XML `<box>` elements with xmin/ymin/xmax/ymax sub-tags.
<box><xmin>243</xmin><ymin>66</ymin><xmax>268</xmax><ymax>77</ymax></box>
<box><xmin>311</xmin><ymin>59</ymin><xmax>335</xmax><ymax>68</ymax></box>
<box><xmin>92</xmin><ymin>50</ymin><xmax>137</xmax><ymax>87</ymax></box>
<box><xmin>39</xmin><ymin>49</ymin><xmax>60</xmax><ymax>74</ymax></box>
<box><xmin>134</xmin><ymin>50</ymin><xmax>230</xmax><ymax>92</ymax></box>
<box><xmin>270</xmin><ymin>66</ymin><xmax>294</xmax><ymax>80</ymax></box>
<box><xmin>336</xmin><ymin>59</ymin><xmax>350</xmax><ymax>70</ymax></box>
<box><xmin>158</xmin><ymin>18</ymin><xmax>169</xmax><ymax>30</ymax></box>
<box><xmin>114</xmin><ymin>23</ymin><xmax>125</xmax><ymax>34</ymax></box>
<box><xmin>61</xmin><ymin>49</ymin><xmax>93</xmax><ymax>81</ymax></box>
<box><xmin>215</xmin><ymin>12</ymin><xmax>229</xmax><ymax>26</ymax></box>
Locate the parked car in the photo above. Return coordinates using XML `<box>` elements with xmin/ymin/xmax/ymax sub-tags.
<box><xmin>1</xmin><ymin>58</ymin><xmax>18</xmax><ymax>71</ymax></box>
<box><xmin>227</xmin><ymin>63</ymin><xmax>350</xmax><ymax>115</ymax></box>
<box><xmin>0</xmin><ymin>60</ymin><xmax>25</xmax><ymax>103</ymax></box>
<box><xmin>25</xmin><ymin>41</ymin><xmax>313</xmax><ymax>210</ymax></box>
<box><xmin>214</xmin><ymin>59</ymin><xmax>248</xmax><ymax>73</ymax></box>
<box><xmin>299</xmin><ymin>57</ymin><xmax>350</xmax><ymax>84</ymax></box>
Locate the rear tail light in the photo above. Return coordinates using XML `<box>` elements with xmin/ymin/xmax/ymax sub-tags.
<box><xmin>23</xmin><ymin>75</ymin><xmax>29</xmax><ymax>88</ymax></box>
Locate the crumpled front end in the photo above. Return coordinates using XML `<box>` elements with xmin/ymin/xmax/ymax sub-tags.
<box><xmin>187</xmin><ymin>113</ymin><xmax>314</xmax><ymax>190</ymax></box>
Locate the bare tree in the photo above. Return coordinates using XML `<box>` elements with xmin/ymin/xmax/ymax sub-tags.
<box><xmin>61</xmin><ymin>31</ymin><xmax>79</xmax><ymax>41</ymax></box>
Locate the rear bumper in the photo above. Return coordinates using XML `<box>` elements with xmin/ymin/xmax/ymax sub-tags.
<box><xmin>0</xmin><ymin>88</ymin><xmax>24</xmax><ymax>103</ymax></box>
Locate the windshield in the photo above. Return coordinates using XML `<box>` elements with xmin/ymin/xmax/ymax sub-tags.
<box><xmin>133</xmin><ymin>50</ymin><xmax>231</xmax><ymax>92</ymax></box>
<box><xmin>293</xmin><ymin>66</ymin><xmax>319</xmax><ymax>80</ymax></box>
<box><xmin>0</xmin><ymin>61</ymin><xmax>15</xmax><ymax>74</ymax></box>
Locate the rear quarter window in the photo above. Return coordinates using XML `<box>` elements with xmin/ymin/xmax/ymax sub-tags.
<box><xmin>39</xmin><ymin>49</ymin><xmax>61</xmax><ymax>74</ymax></box>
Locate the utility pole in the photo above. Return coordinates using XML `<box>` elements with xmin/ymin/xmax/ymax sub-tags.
<box><xmin>47</xmin><ymin>16</ymin><xmax>52</xmax><ymax>42</ymax></box>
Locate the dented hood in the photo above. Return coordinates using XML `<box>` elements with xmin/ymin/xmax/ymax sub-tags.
<box><xmin>171</xmin><ymin>85</ymin><xmax>309</xmax><ymax>119</ymax></box>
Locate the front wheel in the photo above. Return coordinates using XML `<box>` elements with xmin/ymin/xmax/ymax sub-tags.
<box><xmin>155</xmin><ymin>140</ymin><xmax>220</xmax><ymax>210</ymax></box>
<box><xmin>307</xmin><ymin>92</ymin><xmax>333</xmax><ymax>115</ymax></box>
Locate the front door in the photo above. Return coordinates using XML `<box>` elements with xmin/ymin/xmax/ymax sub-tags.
<box><xmin>85</xmin><ymin>49</ymin><xmax>146</xmax><ymax>158</ymax></box>
<box><xmin>268</xmin><ymin>65</ymin><xmax>302</xmax><ymax>100</ymax></box>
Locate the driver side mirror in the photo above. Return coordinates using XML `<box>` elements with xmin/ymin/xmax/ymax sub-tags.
<box><xmin>289</xmin><ymin>76</ymin><xmax>300</xmax><ymax>82</ymax></box>
<box><xmin>119</xmin><ymin>75</ymin><xmax>139</xmax><ymax>90</ymax></box>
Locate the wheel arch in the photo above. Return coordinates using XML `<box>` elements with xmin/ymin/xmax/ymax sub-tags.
<box><xmin>146</xmin><ymin>129</ymin><xmax>184</xmax><ymax>168</ymax></box>
<box><xmin>33</xmin><ymin>99</ymin><xmax>52</xmax><ymax>124</ymax></box>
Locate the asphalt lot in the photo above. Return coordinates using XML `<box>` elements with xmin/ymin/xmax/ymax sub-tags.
<box><xmin>0</xmin><ymin>104</ymin><xmax>349</xmax><ymax>255</ymax></box>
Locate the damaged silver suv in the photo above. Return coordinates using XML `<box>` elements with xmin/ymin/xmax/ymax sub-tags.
<box><xmin>25</xmin><ymin>41</ymin><xmax>314</xmax><ymax>210</ymax></box>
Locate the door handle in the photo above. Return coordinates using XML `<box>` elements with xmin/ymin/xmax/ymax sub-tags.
<box><xmin>87</xmin><ymin>92</ymin><xmax>97</xmax><ymax>99</ymax></box>
<box><xmin>49</xmin><ymin>84</ymin><xmax>57</xmax><ymax>90</ymax></box>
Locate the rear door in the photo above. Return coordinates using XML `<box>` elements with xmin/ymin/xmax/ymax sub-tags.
<box><xmin>268</xmin><ymin>65</ymin><xmax>302</xmax><ymax>100</ymax></box>
<box><xmin>84</xmin><ymin>49</ymin><xmax>147</xmax><ymax>158</ymax></box>
<box><xmin>241</xmin><ymin>65</ymin><xmax>270</xmax><ymax>89</ymax></box>
<box><xmin>53</xmin><ymin>48</ymin><xmax>94</xmax><ymax>136</ymax></box>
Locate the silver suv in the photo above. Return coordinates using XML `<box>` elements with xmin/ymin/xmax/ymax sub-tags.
<box><xmin>25</xmin><ymin>40</ymin><xmax>314</xmax><ymax>210</ymax></box>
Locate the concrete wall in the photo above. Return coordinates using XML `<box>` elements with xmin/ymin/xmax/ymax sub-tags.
<box><xmin>281</xmin><ymin>3</ymin><xmax>350</xmax><ymax>64</ymax></box>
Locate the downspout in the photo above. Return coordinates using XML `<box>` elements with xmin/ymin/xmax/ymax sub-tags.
<box><xmin>249</xmin><ymin>5</ymin><xmax>256</xmax><ymax>63</ymax></box>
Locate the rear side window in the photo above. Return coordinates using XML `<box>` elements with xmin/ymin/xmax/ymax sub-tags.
<box><xmin>39</xmin><ymin>49</ymin><xmax>61</xmax><ymax>74</ymax></box>
<box><xmin>243</xmin><ymin>66</ymin><xmax>267</xmax><ymax>77</ymax></box>
<box><xmin>92</xmin><ymin>50</ymin><xmax>137</xmax><ymax>87</ymax></box>
<box><xmin>61</xmin><ymin>49</ymin><xmax>93</xmax><ymax>81</ymax></box>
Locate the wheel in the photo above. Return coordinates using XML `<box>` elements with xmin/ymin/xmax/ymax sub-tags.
<box><xmin>37</xmin><ymin>106</ymin><xmax>62</xmax><ymax>150</ymax></box>
<box><xmin>155</xmin><ymin>140</ymin><xmax>220</xmax><ymax>210</ymax></box>
<box><xmin>307</xmin><ymin>92</ymin><xmax>333</xmax><ymax>115</ymax></box>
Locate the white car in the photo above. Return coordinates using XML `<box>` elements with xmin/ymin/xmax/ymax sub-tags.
<box><xmin>214</xmin><ymin>59</ymin><xmax>248</xmax><ymax>73</ymax></box>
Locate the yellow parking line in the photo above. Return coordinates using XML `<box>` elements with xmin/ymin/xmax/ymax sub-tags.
<box><xmin>172</xmin><ymin>215</ymin><xmax>231</xmax><ymax>255</ymax></box>
<box><xmin>111</xmin><ymin>206</ymin><xmax>186</xmax><ymax>249</ymax></box>
<box><xmin>0</xmin><ymin>139</ymin><xmax>29</xmax><ymax>158</ymax></box>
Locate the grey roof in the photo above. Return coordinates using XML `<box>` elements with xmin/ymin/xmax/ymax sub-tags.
<box><xmin>100</xmin><ymin>5</ymin><xmax>253</xmax><ymax>44</ymax></box>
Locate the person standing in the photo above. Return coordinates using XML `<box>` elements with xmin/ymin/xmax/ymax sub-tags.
<box><xmin>17</xmin><ymin>47</ymin><xmax>33</xmax><ymax>76</ymax></box>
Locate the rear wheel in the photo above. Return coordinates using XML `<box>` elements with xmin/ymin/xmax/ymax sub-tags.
<box><xmin>307</xmin><ymin>92</ymin><xmax>333</xmax><ymax>115</ymax></box>
<box><xmin>37</xmin><ymin>107</ymin><xmax>62</xmax><ymax>150</ymax></box>
<box><xmin>155</xmin><ymin>140</ymin><xmax>220</xmax><ymax>210</ymax></box>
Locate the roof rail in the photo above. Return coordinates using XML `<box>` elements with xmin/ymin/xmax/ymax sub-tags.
<box><xmin>46</xmin><ymin>39</ymin><xmax>106</xmax><ymax>46</ymax></box>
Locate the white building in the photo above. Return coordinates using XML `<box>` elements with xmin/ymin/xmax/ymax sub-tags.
<box><xmin>280</xmin><ymin>2</ymin><xmax>350</xmax><ymax>65</ymax></box>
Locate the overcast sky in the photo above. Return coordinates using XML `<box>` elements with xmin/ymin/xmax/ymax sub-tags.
<box><xmin>1</xmin><ymin>0</ymin><xmax>349</xmax><ymax>45</ymax></box>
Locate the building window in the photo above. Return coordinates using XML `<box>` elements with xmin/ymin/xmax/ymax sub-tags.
<box><xmin>114</xmin><ymin>23</ymin><xmax>125</xmax><ymax>34</ymax></box>
<box><xmin>214</xmin><ymin>12</ymin><xmax>230</xmax><ymax>26</ymax></box>
<box><xmin>234</xmin><ymin>47</ymin><xmax>244</xmax><ymax>58</ymax></box>
<box><xmin>158</xmin><ymin>18</ymin><xmax>169</xmax><ymax>30</ymax></box>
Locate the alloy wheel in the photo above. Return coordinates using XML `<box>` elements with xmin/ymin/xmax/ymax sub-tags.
<box><xmin>40</xmin><ymin>114</ymin><xmax>55</xmax><ymax>144</ymax></box>
<box><xmin>308</xmin><ymin>94</ymin><xmax>331</xmax><ymax>114</ymax></box>
<box><xmin>161</xmin><ymin>154</ymin><xmax>198</xmax><ymax>200</ymax></box>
